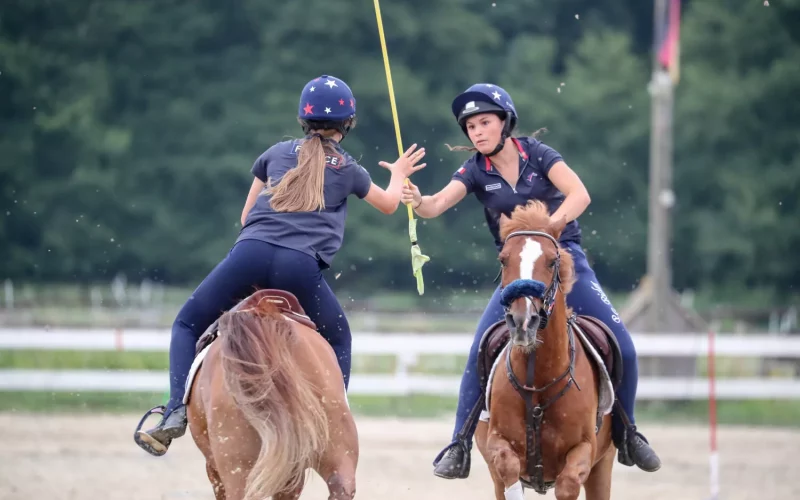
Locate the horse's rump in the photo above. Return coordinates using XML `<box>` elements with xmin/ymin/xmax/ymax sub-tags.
<box><xmin>185</xmin><ymin>289</ymin><xmax>338</xmax><ymax>499</ymax></box>
<box><xmin>196</xmin><ymin>289</ymin><xmax>331</xmax><ymax>499</ymax></box>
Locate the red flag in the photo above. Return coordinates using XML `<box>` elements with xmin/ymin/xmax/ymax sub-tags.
<box><xmin>657</xmin><ymin>0</ymin><xmax>681</xmax><ymax>84</ymax></box>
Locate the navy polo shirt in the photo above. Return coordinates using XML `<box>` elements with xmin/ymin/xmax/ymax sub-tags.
<box><xmin>452</xmin><ymin>136</ymin><xmax>581</xmax><ymax>251</ymax></box>
<box><xmin>237</xmin><ymin>138</ymin><xmax>372</xmax><ymax>268</ymax></box>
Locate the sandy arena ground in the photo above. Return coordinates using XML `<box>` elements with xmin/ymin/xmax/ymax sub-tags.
<box><xmin>1</xmin><ymin>413</ymin><xmax>799</xmax><ymax>500</ymax></box>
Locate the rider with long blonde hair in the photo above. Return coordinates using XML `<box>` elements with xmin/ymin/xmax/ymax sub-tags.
<box><xmin>135</xmin><ymin>75</ymin><xmax>426</xmax><ymax>456</ymax></box>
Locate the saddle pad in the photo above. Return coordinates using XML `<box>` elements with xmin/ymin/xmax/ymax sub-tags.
<box><xmin>573</xmin><ymin>324</ymin><xmax>615</xmax><ymax>416</ymax></box>
<box><xmin>480</xmin><ymin>342</ymin><xmax>510</xmax><ymax>422</ymax></box>
<box><xmin>183</xmin><ymin>342</ymin><xmax>212</xmax><ymax>405</ymax></box>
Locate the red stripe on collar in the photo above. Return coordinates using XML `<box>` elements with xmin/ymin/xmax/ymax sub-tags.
<box><xmin>484</xmin><ymin>138</ymin><xmax>528</xmax><ymax>171</ymax></box>
<box><xmin>512</xmin><ymin>138</ymin><xmax>528</xmax><ymax>159</ymax></box>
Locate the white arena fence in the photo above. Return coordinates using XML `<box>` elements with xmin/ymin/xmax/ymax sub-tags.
<box><xmin>1</xmin><ymin>328</ymin><xmax>799</xmax><ymax>399</ymax></box>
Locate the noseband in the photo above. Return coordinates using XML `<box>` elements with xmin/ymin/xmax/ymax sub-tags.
<box><xmin>499</xmin><ymin>230</ymin><xmax>562</xmax><ymax>330</ymax></box>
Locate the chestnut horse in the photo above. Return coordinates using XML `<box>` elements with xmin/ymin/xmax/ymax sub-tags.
<box><xmin>474</xmin><ymin>201</ymin><xmax>619</xmax><ymax>500</ymax></box>
<box><xmin>185</xmin><ymin>289</ymin><xmax>358</xmax><ymax>500</ymax></box>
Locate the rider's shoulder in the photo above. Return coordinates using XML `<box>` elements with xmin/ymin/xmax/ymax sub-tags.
<box><xmin>255</xmin><ymin>139</ymin><xmax>297</xmax><ymax>162</ymax></box>
<box><xmin>515</xmin><ymin>135</ymin><xmax>546</xmax><ymax>154</ymax></box>
<box><xmin>451</xmin><ymin>154</ymin><xmax>481</xmax><ymax>180</ymax></box>
<box><xmin>330</xmin><ymin>144</ymin><xmax>362</xmax><ymax>172</ymax></box>
<box><xmin>516</xmin><ymin>136</ymin><xmax>564</xmax><ymax>165</ymax></box>
<box><xmin>462</xmin><ymin>153</ymin><xmax>483</xmax><ymax>171</ymax></box>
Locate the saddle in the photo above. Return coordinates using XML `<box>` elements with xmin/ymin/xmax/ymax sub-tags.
<box><xmin>476</xmin><ymin>314</ymin><xmax>624</xmax><ymax>410</ymax></box>
<box><xmin>573</xmin><ymin>314</ymin><xmax>624</xmax><ymax>390</ymax></box>
<box><xmin>193</xmin><ymin>289</ymin><xmax>317</xmax><ymax>357</ymax></box>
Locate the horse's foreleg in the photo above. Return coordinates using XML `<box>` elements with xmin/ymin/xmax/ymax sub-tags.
<box><xmin>476</xmin><ymin>421</ymin><xmax>505</xmax><ymax>499</ymax></box>
<box><xmin>583</xmin><ymin>446</ymin><xmax>615</xmax><ymax>500</ymax></box>
<box><xmin>487</xmin><ymin>434</ymin><xmax>523</xmax><ymax>500</ymax></box>
<box><xmin>555</xmin><ymin>441</ymin><xmax>593</xmax><ymax>500</ymax></box>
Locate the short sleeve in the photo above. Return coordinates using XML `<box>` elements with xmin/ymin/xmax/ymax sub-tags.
<box><xmin>533</xmin><ymin>142</ymin><xmax>564</xmax><ymax>176</ymax></box>
<box><xmin>250</xmin><ymin>148</ymin><xmax>272</xmax><ymax>182</ymax></box>
<box><xmin>350</xmin><ymin>162</ymin><xmax>372</xmax><ymax>199</ymax></box>
<box><xmin>451</xmin><ymin>161</ymin><xmax>476</xmax><ymax>194</ymax></box>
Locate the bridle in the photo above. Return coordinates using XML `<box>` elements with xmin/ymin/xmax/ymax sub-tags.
<box><xmin>498</xmin><ymin>230</ymin><xmax>562</xmax><ymax>330</ymax></box>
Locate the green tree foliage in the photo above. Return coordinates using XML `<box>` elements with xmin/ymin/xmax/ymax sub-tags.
<box><xmin>1</xmin><ymin>0</ymin><xmax>797</xmax><ymax>301</ymax></box>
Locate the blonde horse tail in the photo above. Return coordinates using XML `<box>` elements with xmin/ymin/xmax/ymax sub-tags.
<box><xmin>218</xmin><ymin>306</ymin><xmax>329</xmax><ymax>500</ymax></box>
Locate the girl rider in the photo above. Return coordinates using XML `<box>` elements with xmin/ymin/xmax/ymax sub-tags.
<box><xmin>135</xmin><ymin>75</ymin><xmax>427</xmax><ymax>456</ymax></box>
<box><xmin>400</xmin><ymin>83</ymin><xmax>661</xmax><ymax>479</ymax></box>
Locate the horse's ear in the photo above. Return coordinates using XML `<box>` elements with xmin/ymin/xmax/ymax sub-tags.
<box><xmin>549</xmin><ymin>215</ymin><xmax>567</xmax><ymax>239</ymax></box>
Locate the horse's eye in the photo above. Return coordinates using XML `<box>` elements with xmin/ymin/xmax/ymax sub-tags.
<box><xmin>548</xmin><ymin>259</ymin><xmax>557</xmax><ymax>270</ymax></box>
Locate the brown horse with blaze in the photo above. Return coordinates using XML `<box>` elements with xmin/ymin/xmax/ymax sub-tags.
<box><xmin>474</xmin><ymin>200</ymin><xmax>618</xmax><ymax>500</ymax></box>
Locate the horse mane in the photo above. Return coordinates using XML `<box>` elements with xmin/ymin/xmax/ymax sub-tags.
<box><xmin>499</xmin><ymin>200</ymin><xmax>576</xmax><ymax>295</ymax></box>
<box><xmin>499</xmin><ymin>201</ymin><xmax>552</xmax><ymax>240</ymax></box>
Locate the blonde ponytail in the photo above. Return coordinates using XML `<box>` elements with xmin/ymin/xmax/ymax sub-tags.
<box><xmin>266</xmin><ymin>135</ymin><xmax>328</xmax><ymax>212</ymax></box>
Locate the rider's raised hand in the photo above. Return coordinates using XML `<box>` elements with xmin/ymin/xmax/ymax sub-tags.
<box><xmin>379</xmin><ymin>143</ymin><xmax>427</xmax><ymax>178</ymax></box>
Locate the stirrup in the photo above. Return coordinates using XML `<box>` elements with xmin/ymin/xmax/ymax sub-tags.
<box><xmin>133</xmin><ymin>405</ymin><xmax>167</xmax><ymax>455</ymax></box>
<box><xmin>615</xmin><ymin>424</ymin><xmax>636</xmax><ymax>466</ymax></box>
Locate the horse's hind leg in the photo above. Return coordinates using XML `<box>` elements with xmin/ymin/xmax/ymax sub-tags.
<box><xmin>317</xmin><ymin>454</ymin><xmax>357</xmax><ymax>500</ymax></box>
<box><xmin>317</xmin><ymin>407</ymin><xmax>358</xmax><ymax>499</ymax></box>
<box><xmin>205</xmin><ymin>462</ymin><xmax>226</xmax><ymax>500</ymax></box>
<box><xmin>555</xmin><ymin>441</ymin><xmax>593</xmax><ymax>500</ymax></box>
<box><xmin>273</xmin><ymin>480</ymin><xmax>304</xmax><ymax>500</ymax></box>
<box><xmin>583</xmin><ymin>447</ymin><xmax>614</xmax><ymax>500</ymax></box>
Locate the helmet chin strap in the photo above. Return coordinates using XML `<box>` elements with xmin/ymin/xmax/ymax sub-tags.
<box><xmin>337</xmin><ymin>123</ymin><xmax>351</xmax><ymax>142</ymax></box>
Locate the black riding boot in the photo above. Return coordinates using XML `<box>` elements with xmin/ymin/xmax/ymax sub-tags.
<box><xmin>134</xmin><ymin>404</ymin><xmax>188</xmax><ymax>457</ymax></box>
<box><xmin>432</xmin><ymin>440</ymin><xmax>471</xmax><ymax>479</ymax></box>
<box><xmin>612</xmin><ymin>400</ymin><xmax>661</xmax><ymax>472</ymax></box>
<box><xmin>617</xmin><ymin>424</ymin><xmax>662</xmax><ymax>472</ymax></box>
<box><xmin>626</xmin><ymin>428</ymin><xmax>662</xmax><ymax>471</ymax></box>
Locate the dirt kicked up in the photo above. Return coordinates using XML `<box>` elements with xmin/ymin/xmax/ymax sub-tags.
<box><xmin>1</xmin><ymin>413</ymin><xmax>798</xmax><ymax>500</ymax></box>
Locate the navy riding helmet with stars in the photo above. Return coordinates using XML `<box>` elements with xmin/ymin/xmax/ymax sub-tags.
<box><xmin>451</xmin><ymin>83</ymin><xmax>518</xmax><ymax>156</ymax></box>
<box><xmin>298</xmin><ymin>74</ymin><xmax>357</xmax><ymax>140</ymax></box>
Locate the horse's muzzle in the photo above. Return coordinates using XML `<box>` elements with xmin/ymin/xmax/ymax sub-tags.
<box><xmin>506</xmin><ymin>309</ymin><xmax>541</xmax><ymax>347</ymax></box>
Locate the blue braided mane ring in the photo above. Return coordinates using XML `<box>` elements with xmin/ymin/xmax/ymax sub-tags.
<box><xmin>499</xmin><ymin>279</ymin><xmax>547</xmax><ymax>308</ymax></box>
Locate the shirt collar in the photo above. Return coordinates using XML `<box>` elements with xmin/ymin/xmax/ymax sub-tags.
<box><xmin>484</xmin><ymin>138</ymin><xmax>528</xmax><ymax>171</ymax></box>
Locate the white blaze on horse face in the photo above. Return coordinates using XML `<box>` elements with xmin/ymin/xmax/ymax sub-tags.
<box><xmin>518</xmin><ymin>238</ymin><xmax>543</xmax><ymax>329</ymax></box>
